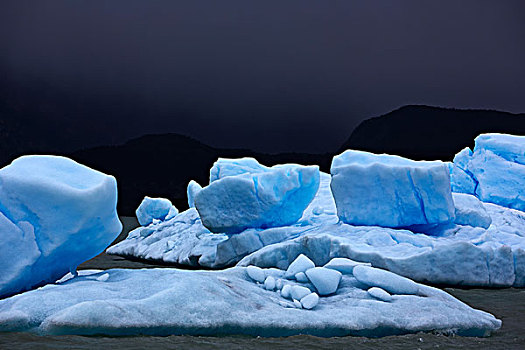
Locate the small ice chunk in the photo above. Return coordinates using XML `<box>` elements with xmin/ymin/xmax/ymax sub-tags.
<box><xmin>246</xmin><ymin>266</ymin><xmax>266</xmax><ymax>283</ymax></box>
<box><xmin>285</xmin><ymin>254</ymin><xmax>315</xmax><ymax>278</ymax></box>
<box><xmin>368</xmin><ymin>287</ymin><xmax>392</xmax><ymax>302</ymax></box>
<box><xmin>187</xmin><ymin>180</ymin><xmax>202</xmax><ymax>208</ymax></box>
<box><xmin>353</xmin><ymin>265</ymin><xmax>419</xmax><ymax>295</ymax></box>
<box><xmin>96</xmin><ymin>273</ymin><xmax>110</xmax><ymax>282</ymax></box>
<box><xmin>452</xmin><ymin>193</ymin><xmax>492</xmax><ymax>229</ymax></box>
<box><xmin>305</xmin><ymin>267</ymin><xmax>342</xmax><ymax>296</ymax></box>
<box><xmin>136</xmin><ymin>196</ymin><xmax>178</xmax><ymax>226</ymax></box>
<box><xmin>264</xmin><ymin>276</ymin><xmax>276</xmax><ymax>290</ymax></box>
<box><xmin>300</xmin><ymin>292</ymin><xmax>319</xmax><ymax>309</ymax></box>
<box><xmin>324</xmin><ymin>258</ymin><xmax>371</xmax><ymax>274</ymax></box>
<box><xmin>281</xmin><ymin>284</ymin><xmax>292</xmax><ymax>299</ymax></box>
<box><xmin>275</xmin><ymin>279</ymin><xmax>283</xmax><ymax>290</ymax></box>
<box><xmin>291</xmin><ymin>285</ymin><xmax>311</xmax><ymax>301</ymax></box>
<box><xmin>295</xmin><ymin>272</ymin><xmax>309</xmax><ymax>283</ymax></box>
<box><xmin>293</xmin><ymin>299</ymin><xmax>302</xmax><ymax>308</ymax></box>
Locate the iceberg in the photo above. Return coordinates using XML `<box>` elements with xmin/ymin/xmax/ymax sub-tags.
<box><xmin>450</xmin><ymin>133</ymin><xmax>525</xmax><ymax>211</ymax></box>
<box><xmin>452</xmin><ymin>193</ymin><xmax>492</xmax><ymax>229</ymax></box>
<box><xmin>330</xmin><ymin>150</ymin><xmax>455</xmax><ymax>227</ymax></box>
<box><xmin>135</xmin><ymin>196</ymin><xmax>178</xmax><ymax>226</ymax></box>
<box><xmin>195</xmin><ymin>158</ymin><xmax>320</xmax><ymax>233</ymax></box>
<box><xmin>0</xmin><ymin>155</ymin><xmax>122</xmax><ymax>299</ymax></box>
<box><xmin>0</xmin><ymin>267</ymin><xmax>501</xmax><ymax>337</ymax></box>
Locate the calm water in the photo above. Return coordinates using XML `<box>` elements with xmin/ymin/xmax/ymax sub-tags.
<box><xmin>1</xmin><ymin>217</ymin><xmax>524</xmax><ymax>349</ymax></box>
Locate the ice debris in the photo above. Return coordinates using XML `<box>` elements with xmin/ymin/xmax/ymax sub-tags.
<box><xmin>0</xmin><ymin>155</ymin><xmax>121</xmax><ymax>299</ymax></box>
<box><xmin>330</xmin><ymin>150</ymin><xmax>455</xmax><ymax>227</ymax></box>
<box><xmin>453</xmin><ymin>193</ymin><xmax>492</xmax><ymax>229</ymax></box>
<box><xmin>136</xmin><ymin>196</ymin><xmax>178</xmax><ymax>226</ymax></box>
<box><xmin>305</xmin><ymin>267</ymin><xmax>342</xmax><ymax>295</ymax></box>
<box><xmin>324</xmin><ymin>258</ymin><xmax>371</xmax><ymax>274</ymax></box>
<box><xmin>195</xmin><ymin>158</ymin><xmax>320</xmax><ymax>233</ymax></box>
<box><xmin>368</xmin><ymin>287</ymin><xmax>392</xmax><ymax>302</ymax></box>
<box><xmin>285</xmin><ymin>254</ymin><xmax>315</xmax><ymax>278</ymax></box>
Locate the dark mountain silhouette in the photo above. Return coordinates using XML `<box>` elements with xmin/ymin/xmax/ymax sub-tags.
<box><xmin>0</xmin><ymin>104</ymin><xmax>524</xmax><ymax>215</ymax></box>
<box><xmin>341</xmin><ymin>105</ymin><xmax>525</xmax><ymax>161</ymax></box>
<box><xmin>70</xmin><ymin>134</ymin><xmax>330</xmax><ymax>215</ymax></box>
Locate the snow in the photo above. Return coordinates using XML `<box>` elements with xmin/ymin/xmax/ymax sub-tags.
<box><xmin>0</xmin><ymin>155</ymin><xmax>121</xmax><ymax>299</ymax></box>
<box><xmin>186</xmin><ymin>180</ymin><xmax>202</xmax><ymax>208</ymax></box>
<box><xmin>453</xmin><ymin>193</ymin><xmax>492</xmax><ymax>228</ymax></box>
<box><xmin>135</xmin><ymin>196</ymin><xmax>178</xmax><ymax>226</ymax></box>
<box><xmin>305</xmin><ymin>267</ymin><xmax>342</xmax><ymax>295</ymax></box>
<box><xmin>0</xmin><ymin>267</ymin><xmax>501</xmax><ymax>337</ymax></box>
<box><xmin>195</xmin><ymin>158</ymin><xmax>320</xmax><ymax>234</ymax></box>
<box><xmin>285</xmin><ymin>254</ymin><xmax>315</xmax><ymax>278</ymax></box>
<box><xmin>330</xmin><ymin>150</ymin><xmax>455</xmax><ymax>227</ymax></box>
<box><xmin>450</xmin><ymin>133</ymin><xmax>525</xmax><ymax>211</ymax></box>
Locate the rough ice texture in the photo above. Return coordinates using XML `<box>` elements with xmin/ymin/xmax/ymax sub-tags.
<box><xmin>450</xmin><ymin>133</ymin><xmax>525</xmax><ymax>211</ymax></box>
<box><xmin>109</xmin><ymin>170</ymin><xmax>525</xmax><ymax>287</ymax></box>
<box><xmin>0</xmin><ymin>155</ymin><xmax>122</xmax><ymax>299</ymax></box>
<box><xmin>107</xmin><ymin>173</ymin><xmax>336</xmax><ymax>268</ymax></box>
<box><xmin>186</xmin><ymin>180</ymin><xmax>202</xmax><ymax>208</ymax></box>
<box><xmin>453</xmin><ymin>193</ymin><xmax>492</xmax><ymax>229</ymax></box>
<box><xmin>330</xmin><ymin>150</ymin><xmax>455</xmax><ymax>227</ymax></box>
<box><xmin>0</xmin><ymin>267</ymin><xmax>500</xmax><ymax>337</ymax></box>
<box><xmin>238</xmin><ymin>201</ymin><xmax>525</xmax><ymax>287</ymax></box>
<box><xmin>195</xmin><ymin>158</ymin><xmax>320</xmax><ymax>233</ymax></box>
<box><xmin>135</xmin><ymin>196</ymin><xmax>178</xmax><ymax>226</ymax></box>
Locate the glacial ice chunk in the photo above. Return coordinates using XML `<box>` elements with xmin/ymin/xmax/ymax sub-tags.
<box><xmin>0</xmin><ymin>155</ymin><xmax>121</xmax><ymax>299</ymax></box>
<box><xmin>195</xmin><ymin>159</ymin><xmax>320</xmax><ymax>233</ymax></box>
<box><xmin>330</xmin><ymin>150</ymin><xmax>455</xmax><ymax>227</ymax></box>
<box><xmin>324</xmin><ymin>258</ymin><xmax>371</xmax><ymax>274</ymax></box>
<box><xmin>453</xmin><ymin>193</ymin><xmax>492</xmax><ymax>228</ymax></box>
<box><xmin>186</xmin><ymin>180</ymin><xmax>202</xmax><ymax>208</ymax></box>
<box><xmin>0</xmin><ymin>267</ymin><xmax>501</xmax><ymax>337</ymax></box>
<box><xmin>368</xmin><ymin>287</ymin><xmax>392</xmax><ymax>302</ymax></box>
<box><xmin>285</xmin><ymin>254</ymin><xmax>315</xmax><ymax>278</ymax></box>
<box><xmin>305</xmin><ymin>267</ymin><xmax>341</xmax><ymax>295</ymax></box>
<box><xmin>136</xmin><ymin>196</ymin><xmax>178</xmax><ymax>226</ymax></box>
<box><xmin>300</xmin><ymin>292</ymin><xmax>319</xmax><ymax>309</ymax></box>
<box><xmin>450</xmin><ymin>134</ymin><xmax>525</xmax><ymax>211</ymax></box>
<box><xmin>341</xmin><ymin>265</ymin><xmax>418</xmax><ymax>295</ymax></box>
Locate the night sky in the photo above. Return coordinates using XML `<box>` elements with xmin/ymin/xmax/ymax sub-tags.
<box><xmin>1</xmin><ymin>1</ymin><xmax>524</xmax><ymax>153</ymax></box>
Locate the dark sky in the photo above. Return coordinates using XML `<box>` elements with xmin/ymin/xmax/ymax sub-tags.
<box><xmin>1</xmin><ymin>0</ymin><xmax>524</xmax><ymax>153</ymax></box>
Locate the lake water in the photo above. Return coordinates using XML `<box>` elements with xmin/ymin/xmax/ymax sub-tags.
<box><xmin>1</xmin><ymin>217</ymin><xmax>524</xmax><ymax>349</ymax></box>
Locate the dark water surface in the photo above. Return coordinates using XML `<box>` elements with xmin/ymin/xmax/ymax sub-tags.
<box><xmin>1</xmin><ymin>217</ymin><xmax>524</xmax><ymax>349</ymax></box>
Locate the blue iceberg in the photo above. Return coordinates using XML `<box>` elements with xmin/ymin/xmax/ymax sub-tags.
<box><xmin>450</xmin><ymin>133</ymin><xmax>525</xmax><ymax>211</ymax></box>
<box><xmin>0</xmin><ymin>267</ymin><xmax>501</xmax><ymax>337</ymax></box>
<box><xmin>195</xmin><ymin>158</ymin><xmax>320</xmax><ymax>233</ymax></box>
<box><xmin>135</xmin><ymin>196</ymin><xmax>178</xmax><ymax>226</ymax></box>
<box><xmin>0</xmin><ymin>155</ymin><xmax>122</xmax><ymax>298</ymax></box>
<box><xmin>330</xmin><ymin>150</ymin><xmax>455</xmax><ymax>228</ymax></box>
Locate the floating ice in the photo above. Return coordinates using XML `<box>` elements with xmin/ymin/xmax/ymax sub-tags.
<box><xmin>450</xmin><ymin>133</ymin><xmax>525</xmax><ymax>211</ymax></box>
<box><xmin>0</xmin><ymin>267</ymin><xmax>501</xmax><ymax>337</ymax></box>
<box><xmin>136</xmin><ymin>196</ymin><xmax>178</xmax><ymax>226</ymax></box>
<box><xmin>195</xmin><ymin>159</ymin><xmax>320</xmax><ymax>233</ymax></box>
<box><xmin>330</xmin><ymin>150</ymin><xmax>455</xmax><ymax>227</ymax></box>
<box><xmin>0</xmin><ymin>155</ymin><xmax>121</xmax><ymax>299</ymax></box>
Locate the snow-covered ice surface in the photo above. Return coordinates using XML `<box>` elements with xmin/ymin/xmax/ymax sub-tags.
<box><xmin>0</xmin><ymin>267</ymin><xmax>501</xmax><ymax>337</ymax></box>
<box><xmin>0</xmin><ymin>155</ymin><xmax>122</xmax><ymax>299</ymax></box>
<box><xmin>195</xmin><ymin>158</ymin><xmax>320</xmax><ymax>234</ymax></box>
<box><xmin>108</xmin><ymin>170</ymin><xmax>525</xmax><ymax>287</ymax></box>
<box><xmin>450</xmin><ymin>133</ymin><xmax>525</xmax><ymax>211</ymax></box>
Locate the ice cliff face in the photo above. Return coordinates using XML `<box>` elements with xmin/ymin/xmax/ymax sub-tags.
<box><xmin>0</xmin><ymin>155</ymin><xmax>121</xmax><ymax>298</ymax></box>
